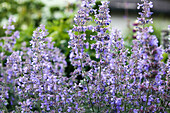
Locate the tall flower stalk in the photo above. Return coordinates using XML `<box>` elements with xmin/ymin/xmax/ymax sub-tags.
<box><xmin>128</xmin><ymin>0</ymin><xmax>169</xmax><ymax>112</ymax></box>
<box><xmin>68</xmin><ymin>0</ymin><xmax>96</xmax><ymax>112</ymax></box>
<box><xmin>0</xmin><ymin>17</ymin><xmax>19</xmax><ymax>111</ymax></box>
<box><xmin>90</xmin><ymin>1</ymin><xmax>112</xmax><ymax>112</ymax></box>
<box><xmin>16</xmin><ymin>25</ymin><xmax>68</xmax><ymax>112</ymax></box>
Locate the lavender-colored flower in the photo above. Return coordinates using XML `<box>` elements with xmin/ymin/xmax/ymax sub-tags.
<box><xmin>1</xmin><ymin>17</ymin><xmax>19</xmax><ymax>52</ymax></box>
<box><xmin>3</xmin><ymin>16</ymin><xmax>16</xmax><ymax>35</ymax></box>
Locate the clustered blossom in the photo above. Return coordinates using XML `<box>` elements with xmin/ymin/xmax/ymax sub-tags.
<box><xmin>0</xmin><ymin>0</ymin><xmax>169</xmax><ymax>112</ymax></box>
<box><xmin>1</xmin><ymin>17</ymin><xmax>20</xmax><ymax>52</ymax></box>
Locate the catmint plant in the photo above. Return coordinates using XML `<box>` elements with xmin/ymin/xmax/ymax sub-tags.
<box><xmin>107</xmin><ymin>28</ymin><xmax>129</xmax><ymax>112</ymax></box>
<box><xmin>127</xmin><ymin>0</ymin><xmax>169</xmax><ymax>112</ymax></box>
<box><xmin>68</xmin><ymin>0</ymin><xmax>96</xmax><ymax>112</ymax></box>
<box><xmin>0</xmin><ymin>16</ymin><xmax>20</xmax><ymax>111</ymax></box>
<box><xmin>69</xmin><ymin>1</ymin><xmax>128</xmax><ymax>112</ymax></box>
<box><xmin>89</xmin><ymin>1</ymin><xmax>112</xmax><ymax>112</ymax></box>
<box><xmin>0</xmin><ymin>0</ymin><xmax>169</xmax><ymax>112</ymax></box>
<box><xmin>1</xmin><ymin>17</ymin><xmax>19</xmax><ymax>52</ymax></box>
<box><xmin>68</xmin><ymin>0</ymin><xmax>95</xmax><ymax>76</ymax></box>
<box><xmin>16</xmin><ymin>25</ymin><xmax>69</xmax><ymax>112</ymax></box>
<box><xmin>68</xmin><ymin>0</ymin><xmax>169</xmax><ymax>112</ymax></box>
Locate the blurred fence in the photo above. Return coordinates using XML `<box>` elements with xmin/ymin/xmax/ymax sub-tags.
<box><xmin>109</xmin><ymin>0</ymin><xmax>170</xmax><ymax>14</ymax></box>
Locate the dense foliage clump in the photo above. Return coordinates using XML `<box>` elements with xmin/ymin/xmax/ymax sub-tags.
<box><xmin>0</xmin><ymin>0</ymin><xmax>169</xmax><ymax>112</ymax></box>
